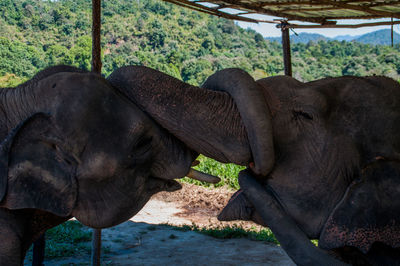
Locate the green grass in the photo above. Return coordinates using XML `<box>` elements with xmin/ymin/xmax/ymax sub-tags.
<box><xmin>26</xmin><ymin>220</ymin><xmax>92</xmax><ymax>261</ymax></box>
<box><xmin>172</xmin><ymin>224</ymin><xmax>279</xmax><ymax>244</ymax></box>
<box><xmin>181</xmin><ymin>155</ymin><xmax>245</xmax><ymax>189</ymax></box>
<box><xmin>44</xmin><ymin>221</ymin><xmax>92</xmax><ymax>258</ymax></box>
<box><xmin>172</xmin><ymin>224</ymin><xmax>320</xmax><ymax>247</ymax></box>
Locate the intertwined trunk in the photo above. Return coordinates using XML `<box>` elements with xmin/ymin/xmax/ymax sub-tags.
<box><xmin>108</xmin><ymin>66</ymin><xmax>252</xmax><ymax>165</ymax></box>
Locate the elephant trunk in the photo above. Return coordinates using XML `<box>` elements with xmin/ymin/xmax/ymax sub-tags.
<box><xmin>107</xmin><ymin>66</ymin><xmax>256</xmax><ymax>166</ymax></box>
<box><xmin>202</xmin><ymin>68</ymin><xmax>274</xmax><ymax>176</ymax></box>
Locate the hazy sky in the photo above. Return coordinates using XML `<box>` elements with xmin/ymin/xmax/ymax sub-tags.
<box><xmin>235</xmin><ymin>16</ymin><xmax>400</xmax><ymax>38</ymax></box>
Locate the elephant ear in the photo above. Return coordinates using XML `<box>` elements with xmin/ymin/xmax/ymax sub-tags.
<box><xmin>0</xmin><ymin>113</ymin><xmax>77</xmax><ymax>217</ymax></box>
<box><xmin>319</xmin><ymin>160</ymin><xmax>400</xmax><ymax>253</ymax></box>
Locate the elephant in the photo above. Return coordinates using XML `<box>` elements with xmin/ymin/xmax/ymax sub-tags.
<box><xmin>0</xmin><ymin>65</ymin><xmax>222</xmax><ymax>265</ymax></box>
<box><xmin>108</xmin><ymin>66</ymin><xmax>400</xmax><ymax>265</ymax></box>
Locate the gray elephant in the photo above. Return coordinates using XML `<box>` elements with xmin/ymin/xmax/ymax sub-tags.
<box><xmin>0</xmin><ymin>66</ymin><xmax>219</xmax><ymax>265</ymax></box>
<box><xmin>109</xmin><ymin>66</ymin><xmax>400</xmax><ymax>265</ymax></box>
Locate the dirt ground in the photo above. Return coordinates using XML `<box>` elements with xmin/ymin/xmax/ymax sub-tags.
<box><xmin>30</xmin><ymin>184</ymin><xmax>295</xmax><ymax>265</ymax></box>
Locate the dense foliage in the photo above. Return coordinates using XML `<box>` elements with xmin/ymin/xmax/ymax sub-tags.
<box><xmin>1</xmin><ymin>0</ymin><xmax>400</xmax><ymax>88</ymax></box>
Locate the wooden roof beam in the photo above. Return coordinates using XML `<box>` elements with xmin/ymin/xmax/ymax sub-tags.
<box><xmin>315</xmin><ymin>0</ymin><xmax>400</xmax><ymax>19</ymax></box>
<box><xmin>367</xmin><ymin>1</ymin><xmax>400</xmax><ymax>8</ymax></box>
<box><xmin>276</xmin><ymin>7</ymin><xmax>341</xmax><ymax>12</ymax></box>
<box><xmin>260</xmin><ymin>1</ymin><xmax>323</xmax><ymax>7</ymax></box>
<box><xmin>218</xmin><ymin>0</ymin><xmax>328</xmax><ymax>24</ymax></box>
<box><xmin>163</xmin><ymin>0</ymin><xmax>258</xmax><ymax>22</ymax></box>
<box><xmin>164</xmin><ymin>0</ymin><xmax>399</xmax><ymax>24</ymax></box>
<box><xmin>260</xmin><ymin>0</ymin><xmax>371</xmax><ymax>7</ymax></box>
<box><xmin>321</xmin><ymin>15</ymin><xmax>383</xmax><ymax>19</ymax></box>
<box><xmin>289</xmin><ymin>20</ymin><xmax>400</xmax><ymax>28</ymax></box>
<box><xmin>340</xmin><ymin>0</ymin><xmax>385</xmax><ymax>3</ymax></box>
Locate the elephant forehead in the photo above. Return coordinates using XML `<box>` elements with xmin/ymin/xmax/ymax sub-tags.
<box><xmin>294</xmin><ymin>88</ymin><xmax>328</xmax><ymax>112</ymax></box>
<box><xmin>128</xmin><ymin>118</ymin><xmax>148</xmax><ymax>135</ymax></box>
<box><xmin>79</xmin><ymin>152</ymin><xmax>119</xmax><ymax>181</ymax></box>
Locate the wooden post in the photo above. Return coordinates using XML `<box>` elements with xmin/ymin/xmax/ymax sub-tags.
<box><xmin>92</xmin><ymin>0</ymin><xmax>102</xmax><ymax>74</ymax></box>
<box><xmin>32</xmin><ymin>235</ymin><xmax>45</xmax><ymax>266</ymax></box>
<box><xmin>281</xmin><ymin>22</ymin><xmax>292</xmax><ymax>76</ymax></box>
<box><xmin>391</xmin><ymin>17</ymin><xmax>394</xmax><ymax>47</ymax></box>
<box><xmin>91</xmin><ymin>1</ymin><xmax>102</xmax><ymax>266</ymax></box>
<box><xmin>91</xmin><ymin>229</ymin><xmax>102</xmax><ymax>266</ymax></box>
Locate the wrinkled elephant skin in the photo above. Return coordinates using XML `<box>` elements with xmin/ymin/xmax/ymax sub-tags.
<box><xmin>0</xmin><ymin>66</ymin><xmax>196</xmax><ymax>265</ymax></box>
<box><xmin>106</xmin><ymin>66</ymin><xmax>400</xmax><ymax>264</ymax></box>
<box><xmin>218</xmin><ymin>75</ymin><xmax>400</xmax><ymax>265</ymax></box>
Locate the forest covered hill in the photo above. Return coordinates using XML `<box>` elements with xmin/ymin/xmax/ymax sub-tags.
<box><xmin>265</xmin><ymin>29</ymin><xmax>400</xmax><ymax>45</ymax></box>
<box><xmin>355</xmin><ymin>29</ymin><xmax>400</xmax><ymax>45</ymax></box>
<box><xmin>1</xmin><ymin>0</ymin><xmax>400</xmax><ymax>87</ymax></box>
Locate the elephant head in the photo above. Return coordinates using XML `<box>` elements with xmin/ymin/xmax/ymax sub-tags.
<box><xmin>108</xmin><ymin>67</ymin><xmax>400</xmax><ymax>265</ymax></box>
<box><xmin>0</xmin><ymin>66</ymin><xmax>225</xmax><ymax>264</ymax></box>
<box><xmin>0</xmin><ymin>67</ymin><xmax>223</xmax><ymax>228</ymax></box>
<box><xmin>219</xmin><ymin>75</ymin><xmax>400</xmax><ymax>265</ymax></box>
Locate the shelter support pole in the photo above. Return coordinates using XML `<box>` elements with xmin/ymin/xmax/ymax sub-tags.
<box><xmin>91</xmin><ymin>229</ymin><xmax>102</xmax><ymax>266</ymax></box>
<box><xmin>91</xmin><ymin>0</ymin><xmax>102</xmax><ymax>266</ymax></box>
<box><xmin>92</xmin><ymin>0</ymin><xmax>102</xmax><ymax>73</ymax></box>
<box><xmin>281</xmin><ymin>23</ymin><xmax>292</xmax><ymax>76</ymax></box>
<box><xmin>391</xmin><ymin>17</ymin><xmax>394</xmax><ymax>47</ymax></box>
<box><xmin>32</xmin><ymin>234</ymin><xmax>45</xmax><ymax>266</ymax></box>
<box><xmin>31</xmin><ymin>0</ymin><xmax>104</xmax><ymax>264</ymax></box>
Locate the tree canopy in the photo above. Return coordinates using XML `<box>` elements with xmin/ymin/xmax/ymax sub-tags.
<box><xmin>1</xmin><ymin>0</ymin><xmax>399</xmax><ymax>87</ymax></box>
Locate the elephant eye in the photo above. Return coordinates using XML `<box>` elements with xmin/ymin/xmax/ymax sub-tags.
<box><xmin>293</xmin><ymin>110</ymin><xmax>313</xmax><ymax>120</ymax></box>
<box><xmin>128</xmin><ymin>136</ymin><xmax>152</xmax><ymax>159</ymax></box>
<box><xmin>135</xmin><ymin>136</ymin><xmax>152</xmax><ymax>150</ymax></box>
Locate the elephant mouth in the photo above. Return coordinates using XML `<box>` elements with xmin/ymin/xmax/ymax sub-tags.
<box><xmin>150</xmin><ymin>176</ymin><xmax>183</xmax><ymax>192</ymax></box>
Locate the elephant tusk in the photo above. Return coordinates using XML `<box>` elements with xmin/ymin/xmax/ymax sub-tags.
<box><xmin>191</xmin><ymin>160</ymin><xmax>200</xmax><ymax>167</ymax></box>
<box><xmin>186</xmin><ymin>168</ymin><xmax>221</xmax><ymax>184</ymax></box>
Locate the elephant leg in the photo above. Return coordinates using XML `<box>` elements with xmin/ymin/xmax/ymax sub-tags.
<box><xmin>0</xmin><ymin>208</ymin><xmax>67</xmax><ymax>266</ymax></box>
<box><xmin>238</xmin><ymin>169</ymin><xmax>347</xmax><ymax>266</ymax></box>
<box><xmin>0</xmin><ymin>208</ymin><xmax>26</xmax><ymax>266</ymax></box>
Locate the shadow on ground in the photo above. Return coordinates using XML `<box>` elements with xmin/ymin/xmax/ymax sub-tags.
<box><xmin>24</xmin><ymin>184</ymin><xmax>294</xmax><ymax>265</ymax></box>
<box><xmin>25</xmin><ymin>220</ymin><xmax>294</xmax><ymax>266</ymax></box>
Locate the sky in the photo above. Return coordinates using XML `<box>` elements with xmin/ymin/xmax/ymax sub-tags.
<box><xmin>234</xmin><ymin>15</ymin><xmax>400</xmax><ymax>38</ymax></box>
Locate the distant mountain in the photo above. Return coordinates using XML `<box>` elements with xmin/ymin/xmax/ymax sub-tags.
<box><xmin>266</xmin><ymin>32</ymin><xmax>330</xmax><ymax>44</ymax></box>
<box><xmin>266</xmin><ymin>29</ymin><xmax>400</xmax><ymax>45</ymax></box>
<box><xmin>264</xmin><ymin>36</ymin><xmax>280</xmax><ymax>43</ymax></box>
<box><xmin>353</xmin><ymin>29</ymin><xmax>400</xmax><ymax>45</ymax></box>
<box><xmin>334</xmin><ymin>34</ymin><xmax>360</xmax><ymax>42</ymax></box>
